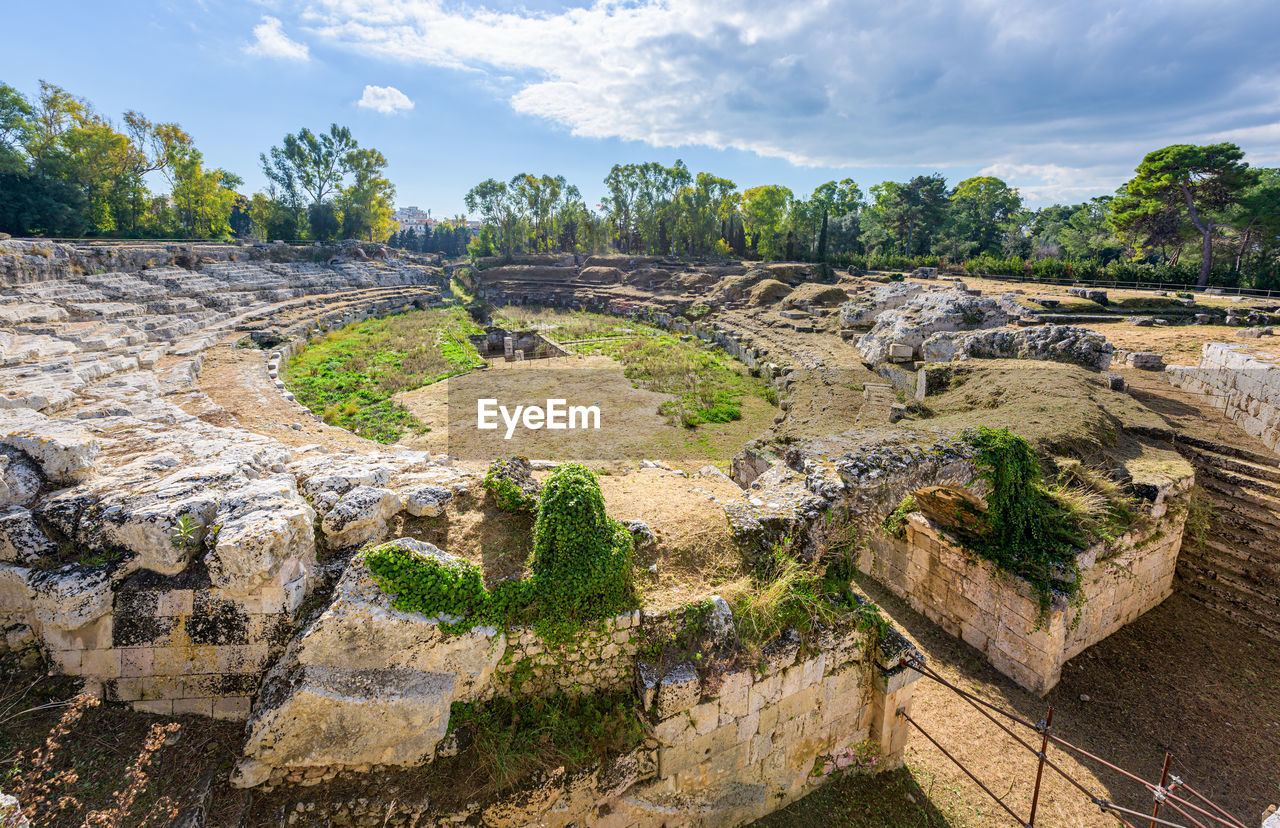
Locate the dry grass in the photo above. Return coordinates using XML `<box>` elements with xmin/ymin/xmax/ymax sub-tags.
<box><xmin>905</xmin><ymin>359</ymin><xmax>1168</xmax><ymax>460</ymax></box>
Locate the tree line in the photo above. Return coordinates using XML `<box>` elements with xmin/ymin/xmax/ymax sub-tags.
<box><xmin>0</xmin><ymin>80</ymin><xmax>397</xmax><ymax>243</ymax></box>
<box><xmin>462</xmin><ymin>146</ymin><xmax>1280</xmax><ymax>289</ymax></box>
<box><xmin>387</xmin><ymin>220</ymin><xmax>473</xmax><ymax>258</ymax></box>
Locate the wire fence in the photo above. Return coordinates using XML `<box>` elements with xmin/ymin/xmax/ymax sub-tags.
<box><xmin>899</xmin><ymin>655</ymin><xmax>1252</xmax><ymax>828</ymax></box>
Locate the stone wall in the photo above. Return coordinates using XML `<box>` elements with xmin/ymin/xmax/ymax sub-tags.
<box><xmin>233</xmin><ymin>539</ymin><xmax>922</xmax><ymax>827</ymax></box>
<box><xmin>1167</xmin><ymin>343</ymin><xmax>1280</xmax><ymax>452</ymax></box>
<box><xmin>860</xmin><ymin>475</ymin><xmax>1192</xmax><ymax>694</ymax></box>
<box><xmin>493</xmin><ymin>612</ymin><xmax>642</xmax><ymax>697</ymax></box>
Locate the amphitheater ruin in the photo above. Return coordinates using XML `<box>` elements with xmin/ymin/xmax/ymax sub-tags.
<box><xmin>1</xmin><ymin>238</ymin><xmax>1277</xmax><ymax>826</ymax></box>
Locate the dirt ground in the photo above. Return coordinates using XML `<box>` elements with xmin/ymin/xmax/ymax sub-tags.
<box><xmin>394</xmin><ymin>354</ymin><xmax>777</xmax><ymax>470</ymax></box>
<box><xmin>193</xmin><ymin>334</ymin><xmax>375</xmax><ymax>451</ymax></box>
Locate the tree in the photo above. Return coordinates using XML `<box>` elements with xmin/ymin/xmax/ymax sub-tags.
<box><xmin>262</xmin><ymin>124</ymin><xmax>357</xmax><ymax>207</ymax></box>
<box><xmin>948</xmin><ymin>176</ymin><xmax>1022</xmax><ymax>256</ymax></box>
<box><xmin>338</xmin><ymin>148</ymin><xmax>395</xmax><ymax>241</ymax></box>
<box><xmin>1227</xmin><ymin>168</ymin><xmax>1280</xmax><ymax>274</ymax></box>
<box><xmin>168</xmin><ymin>147</ymin><xmax>239</xmax><ymax>238</ymax></box>
<box><xmin>0</xmin><ymin>82</ymin><xmax>32</xmax><ymax>173</ymax></box>
<box><xmin>866</xmin><ymin>175</ymin><xmax>948</xmax><ymax>257</ymax></box>
<box><xmin>1113</xmin><ymin>143</ymin><xmax>1257</xmax><ymax>288</ymax></box>
<box><xmin>464</xmin><ymin>178</ymin><xmax>518</xmax><ymax>260</ymax></box>
<box><xmin>741</xmin><ymin>185</ymin><xmax>792</xmax><ymax>260</ymax></box>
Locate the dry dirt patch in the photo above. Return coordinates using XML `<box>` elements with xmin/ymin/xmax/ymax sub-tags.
<box><xmin>394</xmin><ymin>355</ymin><xmax>775</xmax><ymax>470</ymax></box>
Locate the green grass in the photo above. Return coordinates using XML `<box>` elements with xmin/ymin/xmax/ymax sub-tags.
<box><xmin>283</xmin><ymin>307</ymin><xmax>484</xmax><ymax>443</ymax></box>
<box><xmin>445</xmin><ymin>692</ymin><xmax>644</xmax><ymax>796</ymax></box>
<box><xmin>577</xmin><ymin>332</ymin><xmax>774</xmax><ymax>428</ymax></box>
<box><xmin>490</xmin><ymin>305</ymin><xmax>648</xmax><ymax>342</ymax></box>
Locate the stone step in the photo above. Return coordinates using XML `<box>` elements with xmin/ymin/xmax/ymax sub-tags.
<box><xmin>1177</xmin><ymin>556</ymin><xmax>1280</xmax><ymax>610</ymax></box>
<box><xmin>1198</xmin><ymin>477</ymin><xmax>1280</xmax><ymax>527</ymax></box>
<box><xmin>1177</xmin><ymin>577</ymin><xmax>1280</xmax><ymax>642</ymax></box>
<box><xmin>1193</xmin><ymin>463</ymin><xmax>1280</xmax><ymax>499</ymax></box>
<box><xmin>1180</xmin><ymin>537</ymin><xmax>1280</xmax><ymax>586</ymax></box>
<box><xmin>1183</xmin><ymin>445</ymin><xmax>1280</xmax><ymax>485</ymax></box>
<box><xmin>1176</xmin><ymin>433</ymin><xmax>1280</xmax><ymax>470</ymax></box>
<box><xmin>1200</xmin><ymin>520</ymin><xmax>1280</xmax><ymax>564</ymax></box>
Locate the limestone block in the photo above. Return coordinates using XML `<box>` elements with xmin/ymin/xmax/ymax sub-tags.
<box><xmin>689</xmin><ymin>701</ymin><xmax>719</xmax><ymax>736</ymax></box>
<box><xmin>294</xmin><ymin>541</ymin><xmax>504</xmax><ymax>702</ymax></box>
<box><xmin>654</xmin><ymin>661</ymin><xmax>700</xmax><ymax>719</ymax></box>
<box><xmin>321</xmin><ymin>486</ymin><xmax>402</xmax><ymax>549</ymax></box>
<box><xmin>0</xmin><ymin>409</ymin><xmax>98</xmax><ymax>483</ymax></box>
<box><xmin>234</xmin><ymin>665</ymin><xmax>454</xmax><ymax>787</ymax></box>
<box><xmin>717</xmin><ymin>669</ymin><xmax>751</xmax><ymax>723</ymax></box>
<box><xmin>0</xmin><ymin>509</ymin><xmax>54</xmax><ymax>564</ymax></box>
<box><xmin>29</xmin><ymin>566</ymin><xmax>112</xmax><ymax>630</ymax></box>
<box><xmin>402</xmin><ymin>484</ymin><xmax>453</xmax><ymax>518</ymax></box>
<box><xmin>208</xmin><ymin>475</ymin><xmax>316</xmax><ymax>595</ymax></box>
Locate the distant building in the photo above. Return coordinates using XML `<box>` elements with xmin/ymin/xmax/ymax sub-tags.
<box><xmin>392</xmin><ymin>206</ymin><xmax>434</xmax><ymax>235</ymax></box>
<box><xmin>392</xmin><ymin>206</ymin><xmax>477</xmax><ymax>236</ymax></box>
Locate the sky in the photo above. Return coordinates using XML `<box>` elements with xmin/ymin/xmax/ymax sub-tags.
<box><xmin>2</xmin><ymin>0</ymin><xmax>1279</xmax><ymax>215</ymax></box>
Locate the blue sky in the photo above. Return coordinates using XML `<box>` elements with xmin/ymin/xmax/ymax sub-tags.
<box><xmin>3</xmin><ymin>0</ymin><xmax>1278</xmax><ymax>214</ymax></box>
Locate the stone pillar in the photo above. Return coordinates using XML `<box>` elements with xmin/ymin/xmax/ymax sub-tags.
<box><xmin>869</xmin><ymin>633</ymin><xmax>923</xmax><ymax>768</ymax></box>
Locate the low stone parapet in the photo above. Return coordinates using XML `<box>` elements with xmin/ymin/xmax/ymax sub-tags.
<box><xmin>1167</xmin><ymin>343</ymin><xmax>1280</xmax><ymax>452</ymax></box>
<box><xmin>860</xmin><ymin>475</ymin><xmax>1192</xmax><ymax>694</ymax></box>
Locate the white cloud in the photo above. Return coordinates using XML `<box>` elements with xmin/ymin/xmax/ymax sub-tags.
<box><xmin>356</xmin><ymin>84</ymin><xmax>415</xmax><ymax>114</ymax></box>
<box><xmin>244</xmin><ymin>15</ymin><xmax>310</xmax><ymax>61</ymax></box>
<box><xmin>290</xmin><ymin>0</ymin><xmax>1280</xmax><ymax>200</ymax></box>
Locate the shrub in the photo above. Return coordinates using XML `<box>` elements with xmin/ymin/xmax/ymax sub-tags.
<box><xmin>529</xmin><ymin>463</ymin><xmax>635</xmax><ymax>621</ymax></box>
<box><xmin>366</xmin><ymin>463</ymin><xmax>635</xmax><ymax>632</ymax></box>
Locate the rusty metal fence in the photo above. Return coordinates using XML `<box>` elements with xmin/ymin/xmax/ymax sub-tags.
<box><xmin>899</xmin><ymin>655</ymin><xmax>1251</xmax><ymax>828</ymax></box>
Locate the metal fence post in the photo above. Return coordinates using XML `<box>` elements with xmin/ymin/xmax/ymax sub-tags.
<box><xmin>1149</xmin><ymin>753</ymin><xmax>1172</xmax><ymax>828</ymax></box>
<box><xmin>1027</xmin><ymin>706</ymin><xmax>1054</xmax><ymax>826</ymax></box>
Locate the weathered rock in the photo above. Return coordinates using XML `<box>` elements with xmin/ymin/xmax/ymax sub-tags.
<box><xmin>95</xmin><ymin>463</ymin><xmax>240</xmax><ymax>576</ymax></box>
<box><xmin>0</xmin><ymin>448</ymin><xmax>42</xmax><ymax>508</ymax></box>
<box><xmin>856</xmin><ymin>288</ymin><xmax>1009</xmax><ymax>363</ymax></box>
<box><xmin>29</xmin><ymin>566</ymin><xmax>113</xmax><ymax>631</ymax></box>
<box><xmin>625</xmin><ymin>519</ymin><xmax>656</xmax><ymax>549</ymax></box>
<box><xmin>484</xmin><ymin>456</ymin><xmax>541</xmax><ymax>511</ymax></box>
<box><xmin>0</xmin><ymin>410</ymin><xmax>99</xmax><ymax>483</ymax></box>
<box><xmin>0</xmin><ymin>792</ymin><xmax>30</xmax><ymax>827</ymax></box>
<box><xmin>920</xmin><ymin>324</ymin><xmax>1113</xmax><ymax>371</ymax></box>
<box><xmin>1127</xmin><ymin>352</ymin><xmax>1164</xmax><ymax>370</ymax></box>
<box><xmin>654</xmin><ymin>661</ymin><xmax>700</xmax><ymax>718</ymax></box>
<box><xmin>403</xmin><ymin>484</ymin><xmax>453</xmax><ymax>518</ymax></box>
<box><xmin>293</xmin><ymin>540</ymin><xmax>505</xmax><ymax>702</ymax></box>
<box><xmin>321</xmin><ymin>486</ymin><xmax>402</xmax><ymax>549</ymax></box>
<box><xmin>0</xmin><ymin>509</ymin><xmax>55</xmax><ymax>564</ymax></box>
<box><xmin>208</xmin><ymin>475</ymin><xmax>316</xmax><ymax>595</ymax></box>
<box><xmin>290</xmin><ymin>454</ymin><xmax>395</xmax><ymax>502</ymax></box>
<box><xmin>838</xmin><ymin>282</ymin><xmax>926</xmax><ymax>328</ymax></box>
<box><xmin>234</xmin><ymin>664</ymin><xmax>454</xmax><ymax>788</ymax></box>
<box><xmin>706</xmin><ymin>595</ymin><xmax>735</xmax><ymax>646</ymax></box>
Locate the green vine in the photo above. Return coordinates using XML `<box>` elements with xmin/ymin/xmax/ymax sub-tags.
<box><xmin>483</xmin><ymin>457</ymin><xmax>539</xmax><ymax>513</ymax></box>
<box><xmin>881</xmin><ymin>495</ymin><xmax>917</xmax><ymax>539</ymax></box>
<box><xmin>961</xmin><ymin>427</ymin><xmax>1083</xmax><ymax>614</ymax></box>
<box><xmin>366</xmin><ymin>463</ymin><xmax>636</xmax><ymax>635</ymax></box>
<box><xmin>528</xmin><ymin>463</ymin><xmax>636</xmax><ymax>621</ymax></box>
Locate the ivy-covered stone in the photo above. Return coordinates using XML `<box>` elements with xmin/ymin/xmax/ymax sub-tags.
<box><xmin>483</xmin><ymin>456</ymin><xmax>540</xmax><ymax>513</ymax></box>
